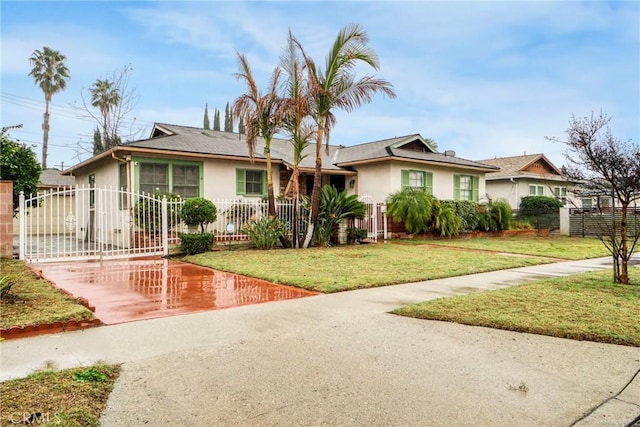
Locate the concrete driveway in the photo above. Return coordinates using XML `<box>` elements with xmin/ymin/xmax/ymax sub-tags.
<box><xmin>2</xmin><ymin>257</ymin><xmax>639</xmax><ymax>426</ymax></box>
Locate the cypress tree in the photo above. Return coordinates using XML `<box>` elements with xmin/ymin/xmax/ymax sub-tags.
<box><xmin>238</xmin><ymin>116</ymin><xmax>245</xmax><ymax>135</ymax></box>
<box><xmin>224</xmin><ymin>102</ymin><xmax>231</xmax><ymax>132</ymax></box>
<box><xmin>92</xmin><ymin>126</ymin><xmax>104</xmax><ymax>155</ymax></box>
<box><xmin>203</xmin><ymin>103</ymin><xmax>210</xmax><ymax>130</ymax></box>
<box><xmin>214</xmin><ymin>109</ymin><xmax>221</xmax><ymax>131</ymax></box>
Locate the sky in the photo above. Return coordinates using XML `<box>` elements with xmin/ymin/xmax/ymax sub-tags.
<box><xmin>1</xmin><ymin>1</ymin><xmax>638</xmax><ymax>172</ymax></box>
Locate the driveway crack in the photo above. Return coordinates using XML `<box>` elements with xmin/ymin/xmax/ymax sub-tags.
<box><xmin>570</xmin><ymin>367</ymin><xmax>640</xmax><ymax>426</ymax></box>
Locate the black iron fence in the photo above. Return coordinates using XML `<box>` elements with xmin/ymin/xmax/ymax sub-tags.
<box><xmin>512</xmin><ymin>209</ymin><xmax>560</xmax><ymax>230</ymax></box>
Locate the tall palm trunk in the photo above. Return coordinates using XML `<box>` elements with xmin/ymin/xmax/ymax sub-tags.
<box><xmin>266</xmin><ymin>147</ymin><xmax>276</xmax><ymax>217</ymax></box>
<box><xmin>302</xmin><ymin>124</ymin><xmax>324</xmax><ymax>248</ymax></box>
<box><xmin>292</xmin><ymin>169</ymin><xmax>300</xmax><ymax>248</ymax></box>
<box><xmin>42</xmin><ymin>94</ymin><xmax>51</xmax><ymax>169</ymax></box>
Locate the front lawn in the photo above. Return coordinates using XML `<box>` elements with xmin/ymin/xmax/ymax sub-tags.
<box><xmin>0</xmin><ymin>364</ymin><xmax>120</xmax><ymax>426</ymax></box>
<box><xmin>185</xmin><ymin>243</ymin><xmax>553</xmax><ymax>293</ymax></box>
<box><xmin>393</xmin><ymin>267</ymin><xmax>640</xmax><ymax>346</ymax></box>
<box><xmin>0</xmin><ymin>259</ymin><xmax>94</xmax><ymax>329</ymax></box>
<box><xmin>418</xmin><ymin>235</ymin><xmax>608</xmax><ymax>260</ymax></box>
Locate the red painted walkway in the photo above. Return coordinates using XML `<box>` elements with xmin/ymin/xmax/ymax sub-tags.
<box><xmin>33</xmin><ymin>258</ymin><xmax>318</xmax><ymax>325</ymax></box>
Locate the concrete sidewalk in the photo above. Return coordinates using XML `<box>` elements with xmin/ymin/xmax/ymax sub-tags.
<box><xmin>1</xmin><ymin>256</ymin><xmax>639</xmax><ymax>426</ymax></box>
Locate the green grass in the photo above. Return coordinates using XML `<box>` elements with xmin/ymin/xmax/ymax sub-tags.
<box><xmin>394</xmin><ymin>267</ymin><xmax>640</xmax><ymax>346</ymax></box>
<box><xmin>0</xmin><ymin>364</ymin><xmax>120</xmax><ymax>426</ymax></box>
<box><xmin>414</xmin><ymin>235</ymin><xmax>609</xmax><ymax>260</ymax></box>
<box><xmin>185</xmin><ymin>243</ymin><xmax>554</xmax><ymax>293</ymax></box>
<box><xmin>0</xmin><ymin>259</ymin><xmax>94</xmax><ymax>329</ymax></box>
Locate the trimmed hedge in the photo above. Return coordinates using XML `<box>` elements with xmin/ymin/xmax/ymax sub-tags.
<box><xmin>179</xmin><ymin>232</ymin><xmax>214</xmax><ymax>255</ymax></box>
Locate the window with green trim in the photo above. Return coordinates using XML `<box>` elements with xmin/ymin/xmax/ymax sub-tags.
<box><xmin>137</xmin><ymin>160</ymin><xmax>201</xmax><ymax>198</ymax></box>
<box><xmin>118</xmin><ymin>163</ymin><xmax>128</xmax><ymax>209</ymax></box>
<box><xmin>236</xmin><ymin>169</ymin><xmax>266</xmax><ymax>196</ymax></box>
<box><xmin>140</xmin><ymin>163</ymin><xmax>169</xmax><ymax>195</ymax></box>
<box><xmin>529</xmin><ymin>185</ymin><xmax>544</xmax><ymax>196</ymax></box>
<box><xmin>401</xmin><ymin>170</ymin><xmax>433</xmax><ymax>194</ymax></box>
<box><xmin>454</xmin><ymin>175</ymin><xmax>479</xmax><ymax>201</ymax></box>
<box><xmin>173</xmin><ymin>165</ymin><xmax>199</xmax><ymax>198</ymax></box>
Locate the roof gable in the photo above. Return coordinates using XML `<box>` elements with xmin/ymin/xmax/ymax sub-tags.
<box><xmin>479</xmin><ymin>154</ymin><xmax>564</xmax><ymax>179</ymax></box>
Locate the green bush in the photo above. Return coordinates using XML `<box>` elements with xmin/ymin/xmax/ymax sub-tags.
<box><xmin>181</xmin><ymin>197</ymin><xmax>217</xmax><ymax>233</ymax></box>
<box><xmin>519</xmin><ymin>195</ymin><xmax>563</xmax><ymax>213</ymax></box>
<box><xmin>512</xmin><ymin>220</ymin><xmax>533</xmax><ymax>230</ymax></box>
<box><xmin>431</xmin><ymin>200</ymin><xmax>461</xmax><ymax>237</ymax></box>
<box><xmin>242</xmin><ymin>216</ymin><xmax>289</xmax><ymax>250</ymax></box>
<box><xmin>518</xmin><ymin>196</ymin><xmax>561</xmax><ymax>230</ymax></box>
<box><xmin>179</xmin><ymin>232</ymin><xmax>215</xmax><ymax>254</ymax></box>
<box><xmin>452</xmin><ymin>200</ymin><xmax>480</xmax><ymax>231</ymax></box>
<box><xmin>312</xmin><ymin>185</ymin><xmax>367</xmax><ymax>246</ymax></box>
<box><xmin>478</xmin><ymin>199</ymin><xmax>512</xmax><ymax>231</ymax></box>
<box><xmin>347</xmin><ymin>228</ymin><xmax>368</xmax><ymax>244</ymax></box>
<box><xmin>386</xmin><ymin>187</ymin><xmax>435</xmax><ymax>234</ymax></box>
<box><xmin>133</xmin><ymin>192</ymin><xmax>180</xmax><ymax>233</ymax></box>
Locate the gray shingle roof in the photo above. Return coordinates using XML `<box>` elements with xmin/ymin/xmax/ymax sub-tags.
<box><xmin>39</xmin><ymin>168</ymin><xmax>76</xmax><ymax>187</ymax></box>
<box><xmin>67</xmin><ymin>123</ymin><xmax>497</xmax><ymax>174</ymax></box>
<box><xmin>334</xmin><ymin>134</ymin><xmax>498</xmax><ymax>171</ymax></box>
<box><xmin>478</xmin><ymin>154</ymin><xmax>563</xmax><ymax>179</ymax></box>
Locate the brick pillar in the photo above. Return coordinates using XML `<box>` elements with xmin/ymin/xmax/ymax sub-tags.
<box><xmin>0</xmin><ymin>180</ymin><xmax>14</xmax><ymax>258</ymax></box>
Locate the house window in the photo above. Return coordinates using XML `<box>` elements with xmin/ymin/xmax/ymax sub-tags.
<box><xmin>581</xmin><ymin>198</ymin><xmax>593</xmax><ymax>209</ymax></box>
<box><xmin>553</xmin><ymin>186</ymin><xmax>567</xmax><ymax>205</ymax></box>
<box><xmin>140</xmin><ymin>163</ymin><xmax>169</xmax><ymax>195</ymax></box>
<box><xmin>236</xmin><ymin>169</ymin><xmax>266</xmax><ymax>196</ymax></box>
<box><xmin>172</xmin><ymin>165</ymin><xmax>199</xmax><ymax>198</ymax></box>
<box><xmin>454</xmin><ymin>175</ymin><xmax>479</xmax><ymax>201</ymax></box>
<box><xmin>89</xmin><ymin>174</ymin><xmax>95</xmax><ymax>208</ymax></box>
<box><xmin>137</xmin><ymin>160</ymin><xmax>202</xmax><ymax>198</ymax></box>
<box><xmin>529</xmin><ymin>185</ymin><xmax>544</xmax><ymax>196</ymax></box>
<box><xmin>119</xmin><ymin>163</ymin><xmax>129</xmax><ymax>209</ymax></box>
<box><xmin>401</xmin><ymin>170</ymin><xmax>433</xmax><ymax>194</ymax></box>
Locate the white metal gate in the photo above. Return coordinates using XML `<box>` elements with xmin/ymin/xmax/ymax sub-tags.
<box><xmin>356</xmin><ymin>195</ymin><xmax>384</xmax><ymax>241</ymax></box>
<box><xmin>19</xmin><ymin>186</ymin><xmax>170</xmax><ymax>263</ymax></box>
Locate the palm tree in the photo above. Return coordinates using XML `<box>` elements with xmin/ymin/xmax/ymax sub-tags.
<box><xmin>90</xmin><ymin>79</ymin><xmax>121</xmax><ymax>149</ymax></box>
<box><xmin>280</xmin><ymin>31</ymin><xmax>316</xmax><ymax>248</ymax></box>
<box><xmin>295</xmin><ymin>24</ymin><xmax>397</xmax><ymax>248</ymax></box>
<box><xmin>28</xmin><ymin>46</ymin><xmax>70</xmax><ymax>168</ymax></box>
<box><xmin>232</xmin><ymin>53</ymin><xmax>282</xmax><ymax>219</ymax></box>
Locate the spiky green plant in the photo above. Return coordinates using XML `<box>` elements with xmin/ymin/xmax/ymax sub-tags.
<box><xmin>386</xmin><ymin>187</ymin><xmax>435</xmax><ymax>234</ymax></box>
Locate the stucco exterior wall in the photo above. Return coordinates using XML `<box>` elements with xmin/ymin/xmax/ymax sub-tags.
<box><xmin>486</xmin><ymin>178</ymin><xmax>580</xmax><ymax>209</ymax></box>
<box><xmin>353</xmin><ymin>160</ymin><xmax>488</xmax><ymax>203</ymax></box>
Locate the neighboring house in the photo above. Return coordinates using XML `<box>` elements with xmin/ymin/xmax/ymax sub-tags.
<box><xmin>63</xmin><ymin>123</ymin><xmax>498</xmax><ymax>205</ymax></box>
<box><xmin>478</xmin><ymin>154</ymin><xmax>581</xmax><ymax>209</ymax></box>
<box><xmin>14</xmin><ymin>168</ymin><xmax>76</xmax><ymax>236</ymax></box>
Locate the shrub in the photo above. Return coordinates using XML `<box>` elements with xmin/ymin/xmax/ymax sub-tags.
<box><xmin>242</xmin><ymin>216</ymin><xmax>289</xmax><ymax>250</ymax></box>
<box><xmin>347</xmin><ymin>228</ymin><xmax>368</xmax><ymax>244</ymax></box>
<box><xmin>519</xmin><ymin>195</ymin><xmax>563</xmax><ymax>214</ymax></box>
<box><xmin>313</xmin><ymin>185</ymin><xmax>367</xmax><ymax>246</ymax></box>
<box><xmin>517</xmin><ymin>195</ymin><xmax>562</xmax><ymax>230</ymax></box>
<box><xmin>431</xmin><ymin>200</ymin><xmax>461</xmax><ymax>237</ymax></box>
<box><xmin>386</xmin><ymin>188</ymin><xmax>435</xmax><ymax>234</ymax></box>
<box><xmin>478</xmin><ymin>199</ymin><xmax>512</xmax><ymax>231</ymax></box>
<box><xmin>181</xmin><ymin>197</ymin><xmax>217</xmax><ymax>233</ymax></box>
<box><xmin>179</xmin><ymin>232</ymin><xmax>215</xmax><ymax>254</ymax></box>
<box><xmin>133</xmin><ymin>192</ymin><xmax>180</xmax><ymax>233</ymax></box>
<box><xmin>512</xmin><ymin>220</ymin><xmax>533</xmax><ymax>230</ymax></box>
<box><xmin>452</xmin><ymin>200</ymin><xmax>480</xmax><ymax>231</ymax></box>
